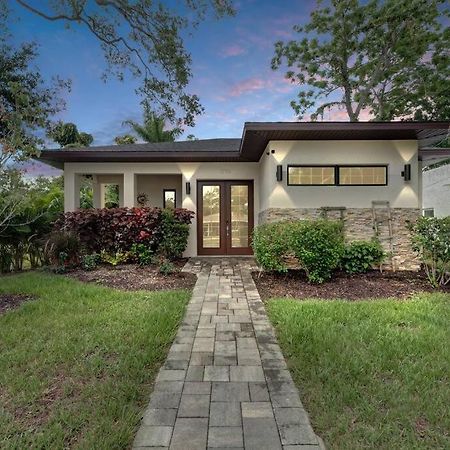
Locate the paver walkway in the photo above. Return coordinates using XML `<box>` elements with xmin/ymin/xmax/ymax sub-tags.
<box><xmin>133</xmin><ymin>258</ymin><xmax>324</xmax><ymax>450</ymax></box>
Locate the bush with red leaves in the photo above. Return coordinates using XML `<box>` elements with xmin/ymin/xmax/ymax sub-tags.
<box><xmin>54</xmin><ymin>207</ymin><xmax>194</xmax><ymax>254</ymax></box>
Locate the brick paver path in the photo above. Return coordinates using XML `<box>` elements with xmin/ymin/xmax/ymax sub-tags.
<box><xmin>133</xmin><ymin>258</ymin><xmax>323</xmax><ymax>450</ymax></box>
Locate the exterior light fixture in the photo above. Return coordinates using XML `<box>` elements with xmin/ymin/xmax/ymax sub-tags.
<box><xmin>401</xmin><ymin>164</ymin><xmax>411</xmax><ymax>182</ymax></box>
<box><xmin>276</xmin><ymin>165</ymin><xmax>283</xmax><ymax>182</ymax></box>
<box><xmin>185</xmin><ymin>182</ymin><xmax>191</xmax><ymax>195</ymax></box>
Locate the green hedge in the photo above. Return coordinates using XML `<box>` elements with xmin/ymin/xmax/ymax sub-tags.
<box><xmin>252</xmin><ymin>219</ymin><xmax>345</xmax><ymax>283</ymax></box>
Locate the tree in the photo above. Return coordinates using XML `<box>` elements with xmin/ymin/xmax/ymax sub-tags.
<box><xmin>272</xmin><ymin>0</ymin><xmax>450</xmax><ymax>121</ymax></box>
<box><xmin>124</xmin><ymin>111</ymin><xmax>182</xmax><ymax>143</ymax></box>
<box><xmin>0</xmin><ymin>41</ymin><xmax>69</xmax><ymax>167</ymax></box>
<box><xmin>47</xmin><ymin>121</ymin><xmax>93</xmax><ymax>147</ymax></box>
<box><xmin>13</xmin><ymin>0</ymin><xmax>235</xmax><ymax>126</ymax></box>
<box><xmin>114</xmin><ymin>134</ymin><xmax>137</xmax><ymax>145</ymax></box>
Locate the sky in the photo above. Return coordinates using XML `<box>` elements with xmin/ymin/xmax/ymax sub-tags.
<box><xmin>8</xmin><ymin>0</ymin><xmax>346</xmax><ymax>177</ymax></box>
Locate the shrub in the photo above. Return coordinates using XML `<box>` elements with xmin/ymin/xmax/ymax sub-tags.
<box><xmin>44</xmin><ymin>231</ymin><xmax>80</xmax><ymax>268</ymax></box>
<box><xmin>55</xmin><ymin>207</ymin><xmax>194</xmax><ymax>257</ymax></box>
<box><xmin>409</xmin><ymin>217</ymin><xmax>450</xmax><ymax>287</ymax></box>
<box><xmin>290</xmin><ymin>220</ymin><xmax>345</xmax><ymax>283</ymax></box>
<box><xmin>159</xmin><ymin>258</ymin><xmax>175</xmax><ymax>275</ymax></box>
<box><xmin>81</xmin><ymin>253</ymin><xmax>100</xmax><ymax>271</ymax></box>
<box><xmin>252</xmin><ymin>222</ymin><xmax>292</xmax><ymax>273</ymax></box>
<box><xmin>100</xmin><ymin>250</ymin><xmax>130</xmax><ymax>267</ymax></box>
<box><xmin>130</xmin><ymin>243</ymin><xmax>154</xmax><ymax>266</ymax></box>
<box><xmin>157</xmin><ymin>209</ymin><xmax>190</xmax><ymax>259</ymax></box>
<box><xmin>252</xmin><ymin>219</ymin><xmax>344</xmax><ymax>283</ymax></box>
<box><xmin>342</xmin><ymin>239</ymin><xmax>385</xmax><ymax>274</ymax></box>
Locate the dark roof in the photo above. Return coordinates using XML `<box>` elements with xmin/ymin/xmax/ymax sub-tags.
<box><xmin>38</xmin><ymin>121</ymin><xmax>449</xmax><ymax>168</ymax></box>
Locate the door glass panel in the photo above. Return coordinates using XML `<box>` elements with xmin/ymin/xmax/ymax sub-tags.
<box><xmin>202</xmin><ymin>185</ymin><xmax>220</xmax><ymax>248</ymax></box>
<box><xmin>231</xmin><ymin>185</ymin><xmax>249</xmax><ymax>248</ymax></box>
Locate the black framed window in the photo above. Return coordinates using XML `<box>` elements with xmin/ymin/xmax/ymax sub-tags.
<box><xmin>163</xmin><ymin>189</ymin><xmax>176</xmax><ymax>208</ymax></box>
<box><xmin>338</xmin><ymin>166</ymin><xmax>387</xmax><ymax>186</ymax></box>
<box><xmin>287</xmin><ymin>166</ymin><xmax>335</xmax><ymax>185</ymax></box>
<box><xmin>288</xmin><ymin>165</ymin><xmax>388</xmax><ymax>186</ymax></box>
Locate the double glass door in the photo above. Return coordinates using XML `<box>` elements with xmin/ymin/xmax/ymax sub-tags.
<box><xmin>197</xmin><ymin>181</ymin><xmax>254</xmax><ymax>255</ymax></box>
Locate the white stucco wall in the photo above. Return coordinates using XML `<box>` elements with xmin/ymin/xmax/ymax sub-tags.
<box><xmin>422</xmin><ymin>164</ymin><xmax>450</xmax><ymax>217</ymax></box>
<box><xmin>258</xmin><ymin>140</ymin><xmax>420</xmax><ymax>210</ymax></box>
<box><xmin>64</xmin><ymin>161</ymin><xmax>260</xmax><ymax>257</ymax></box>
<box><xmin>136</xmin><ymin>174</ymin><xmax>182</xmax><ymax>208</ymax></box>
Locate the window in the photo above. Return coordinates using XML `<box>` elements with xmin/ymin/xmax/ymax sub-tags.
<box><xmin>163</xmin><ymin>189</ymin><xmax>176</xmax><ymax>208</ymax></box>
<box><xmin>338</xmin><ymin>166</ymin><xmax>387</xmax><ymax>186</ymax></box>
<box><xmin>287</xmin><ymin>165</ymin><xmax>388</xmax><ymax>186</ymax></box>
<box><xmin>288</xmin><ymin>166</ymin><xmax>335</xmax><ymax>185</ymax></box>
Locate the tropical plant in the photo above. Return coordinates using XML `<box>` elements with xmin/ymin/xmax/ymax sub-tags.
<box><xmin>342</xmin><ymin>239</ymin><xmax>385</xmax><ymax>274</ymax></box>
<box><xmin>272</xmin><ymin>0</ymin><xmax>450</xmax><ymax>121</ymax></box>
<box><xmin>13</xmin><ymin>0</ymin><xmax>235</xmax><ymax>126</ymax></box>
<box><xmin>409</xmin><ymin>217</ymin><xmax>450</xmax><ymax>287</ymax></box>
<box><xmin>47</xmin><ymin>121</ymin><xmax>93</xmax><ymax>148</ymax></box>
<box><xmin>124</xmin><ymin>110</ymin><xmax>182</xmax><ymax>143</ymax></box>
<box><xmin>114</xmin><ymin>134</ymin><xmax>137</xmax><ymax>145</ymax></box>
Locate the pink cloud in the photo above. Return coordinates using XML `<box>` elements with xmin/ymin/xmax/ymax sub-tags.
<box><xmin>221</xmin><ymin>44</ymin><xmax>246</xmax><ymax>58</ymax></box>
<box><xmin>229</xmin><ymin>77</ymin><xmax>267</xmax><ymax>96</ymax></box>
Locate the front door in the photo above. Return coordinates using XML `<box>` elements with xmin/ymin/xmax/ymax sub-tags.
<box><xmin>197</xmin><ymin>180</ymin><xmax>254</xmax><ymax>255</ymax></box>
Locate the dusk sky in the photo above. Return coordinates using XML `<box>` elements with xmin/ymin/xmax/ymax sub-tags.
<box><xmin>9</xmin><ymin>0</ymin><xmax>350</xmax><ymax>176</ymax></box>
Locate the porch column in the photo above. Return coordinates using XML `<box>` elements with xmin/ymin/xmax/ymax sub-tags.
<box><xmin>123</xmin><ymin>172</ymin><xmax>135</xmax><ymax>207</ymax></box>
<box><xmin>64</xmin><ymin>172</ymin><xmax>80</xmax><ymax>212</ymax></box>
<box><xmin>92</xmin><ymin>175</ymin><xmax>102</xmax><ymax>208</ymax></box>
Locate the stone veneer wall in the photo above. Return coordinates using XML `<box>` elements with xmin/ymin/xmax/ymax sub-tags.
<box><xmin>258</xmin><ymin>207</ymin><xmax>421</xmax><ymax>271</ymax></box>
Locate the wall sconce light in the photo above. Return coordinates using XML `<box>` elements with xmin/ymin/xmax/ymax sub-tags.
<box><xmin>276</xmin><ymin>165</ymin><xmax>283</xmax><ymax>182</ymax></box>
<box><xmin>401</xmin><ymin>164</ymin><xmax>411</xmax><ymax>182</ymax></box>
<box><xmin>185</xmin><ymin>182</ymin><xmax>191</xmax><ymax>195</ymax></box>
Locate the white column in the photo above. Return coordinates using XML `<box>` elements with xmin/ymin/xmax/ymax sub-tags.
<box><xmin>92</xmin><ymin>175</ymin><xmax>102</xmax><ymax>208</ymax></box>
<box><xmin>64</xmin><ymin>171</ymin><xmax>80</xmax><ymax>212</ymax></box>
<box><xmin>123</xmin><ymin>172</ymin><xmax>135</xmax><ymax>207</ymax></box>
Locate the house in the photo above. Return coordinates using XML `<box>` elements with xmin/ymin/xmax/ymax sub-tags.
<box><xmin>422</xmin><ymin>163</ymin><xmax>450</xmax><ymax>217</ymax></box>
<box><xmin>39</xmin><ymin>121</ymin><xmax>450</xmax><ymax>269</ymax></box>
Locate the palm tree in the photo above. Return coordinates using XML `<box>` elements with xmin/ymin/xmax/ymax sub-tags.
<box><xmin>124</xmin><ymin>111</ymin><xmax>182</xmax><ymax>143</ymax></box>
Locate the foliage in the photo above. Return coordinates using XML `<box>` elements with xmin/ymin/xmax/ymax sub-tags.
<box><xmin>409</xmin><ymin>217</ymin><xmax>450</xmax><ymax>287</ymax></box>
<box><xmin>252</xmin><ymin>219</ymin><xmax>345</xmax><ymax>283</ymax></box>
<box><xmin>47</xmin><ymin>121</ymin><xmax>93</xmax><ymax>148</ymax></box>
<box><xmin>124</xmin><ymin>110</ymin><xmax>182</xmax><ymax>143</ymax></box>
<box><xmin>0</xmin><ymin>171</ymin><xmax>64</xmax><ymax>271</ymax></box>
<box><xmin>290</xmin><ymin>220</ymin><xmax>345</xmax><ymax>283</ymax></box>
<box><xmin>130</xmin><ymin>243</ymin><xmax>154</xmax><ymax>266</ymax></box>
<box><xmin>81</xmin><ymin>253</ymin><xmax>100</xmax><ymax>271</ymax></box>
<box><xmin>252</xmin><ymin>222</ymin><xmax>292</xmax><ymax>273</ymax></box>
<box><xmin>114</xmin><ymin>134</ymin><xmax>137</xmax><ymax>145</ymax></box>
<box><xmin>44</xmin><ymin>231</ymin><xmax>81</xmax><ymax>269</ymax></box>
<box><xmin>13</xmin><ymin>0</ymin><xmax>235</xmax><ymax>126</ymax></box>
<box><xmin>267</xmin><ymin>293</ymin><xmax>450</xmax><ymax>449</ymax></box>
<box><xmin>159</xmin><ymin>258</ymin><xmax>175</xmax><ymax>276</ymax></box>
<box><xmin>0</xmin><ymin>272</ymin><xmax>189</xmax><ymax>449</ymax></box>
<box><xmin>272</xmin><ymin>0</ymin><xmax>450</xmax><ymax>121</ymax></box>
<box><xmin>342</xmin><ymin>239</ymin><xmax>385</xmax><ymax>274</ymax></box>
<box><xmin>56</xmin><ymin>207</ymin><xmax>194</xmax><ymax>258</ymax></box>
<box><xmin>0</xmin><ymin>40</ymin><xmax>69</xmax><ymax>166</ymax></box>
<box><xmin>100</xmin><ymin>250</ymin><xmax>130</xmax><ymax>267</ymax></box>
<box><xmin>157</xmin><ymin>208</ymin><xmax>190</xmax><ymax>259</ymax></box>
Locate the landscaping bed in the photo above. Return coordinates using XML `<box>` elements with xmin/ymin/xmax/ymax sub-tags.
<box><xmin>0</xmin><ymin>293</ymin><xmax>34</xmax><ymax>316</ymax></box>
<box><xmin>65</xmin><ymin>260</ymin><xmax>197</xmax><ymax>291</ymax></box>
<box><xmin>253</xmin><ymin>269</ymin><xmax>448</xmax><ymax>301</ymax></box>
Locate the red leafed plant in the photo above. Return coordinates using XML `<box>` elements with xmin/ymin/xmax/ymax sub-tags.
<box><xmin>54</xmin><ymin>207</ymin><xmax>194</xmax><ymax>254</ymax></box>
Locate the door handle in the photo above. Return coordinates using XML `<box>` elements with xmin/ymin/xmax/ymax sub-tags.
<box><xmin>226</xmin><ymin>221</ymin><xmax>230</xmax><ymax>237</ymax></box>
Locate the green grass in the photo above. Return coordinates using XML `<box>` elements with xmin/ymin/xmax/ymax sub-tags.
<box><xmin>267</xmin><ymin>294</ymin><xmax>450</xmax><ymax>450</ymax></box>
<box><xmin>0</xmin><ymin>272</ymin><xmax>190</xmax><ymax>449</ymax></box>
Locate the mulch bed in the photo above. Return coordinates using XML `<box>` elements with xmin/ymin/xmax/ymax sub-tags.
<box><xmin>66</xmin><ymin>261</ymin><xmax>197</xmax><ymax>292</ymax></box>
<box><xmin>0</xmin><ymin>294</ymin><xmax>34</xmax><ymax>315</ymax></box>
<box><xmin>253</xmin><ymin>269</ymin><xmax>449</xmax><ymax>301</ymax></box>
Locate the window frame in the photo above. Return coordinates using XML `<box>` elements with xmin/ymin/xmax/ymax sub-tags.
<box><xmin>163</xmin><ymin>189</ymin><xmax>177</xmax><ymax>208</ymax></box>
<box><xmin>287</xmin><ymin>164</ymin><xmax>389</xmax><ymax>187</ymax></box>
<box><xmin>287</xmin><ymin>165</ymin><xmax>337</xmax><ymax>186</ymax></box>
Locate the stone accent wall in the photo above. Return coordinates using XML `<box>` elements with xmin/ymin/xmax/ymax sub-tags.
<box><xmin>258</xmin><ymin>207</ymin><xmax>420</xmax><ymax>271</ymax></box>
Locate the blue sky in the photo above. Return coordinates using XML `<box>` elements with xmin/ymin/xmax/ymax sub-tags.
<box><xmin>10</xmin><ymin>0</ymin><xmax>327</xmax><ymax>175</ymax></box>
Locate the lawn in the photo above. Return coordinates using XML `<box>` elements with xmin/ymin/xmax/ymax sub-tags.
<box><xmin>267</xmin><ymin>293</ymin><xmax>450</xmax><ymax>450</ymax></box>
<box><xmin>0</xmin><ymin>272</ymin><xmax>190</xmax><ymax>449</ymax></box>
